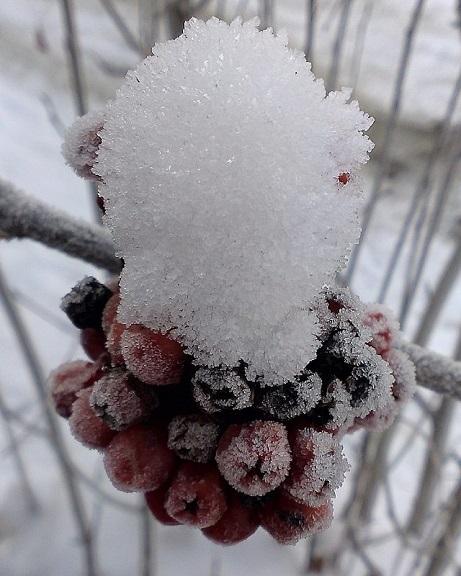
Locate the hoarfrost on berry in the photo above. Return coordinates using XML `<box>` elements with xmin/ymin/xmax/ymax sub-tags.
<box><xmin>168</xmin><ymin>414</ymin><xmax>221</xmax><ymax>463</ymax></box>
<box><xmin>91</xmin><ymin>17</ymin><xmax>374</xmax><ymax>385</ymax></box>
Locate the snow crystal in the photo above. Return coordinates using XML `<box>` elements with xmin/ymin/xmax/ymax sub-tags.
<box><xmin>285</xmin><ymin>429</ymin><xmax>349</xmax><ymax>507</ymax></box>
<box><xmin>91</xmin><ymin>17</ymin><xmax>373</xmax><ymax>385</ymax></box>
<box><xmin>167</xmin><ymin>414</ymin><xmax>221</xmax><ymax>463</ymax></box>
<box><xmin>62</xmin><ymin>109</ymin><xmax>105</xmax><ymax>181</ymax></box>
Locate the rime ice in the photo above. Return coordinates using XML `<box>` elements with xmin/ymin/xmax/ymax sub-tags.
<box><xmin>93</xmin><ymin>18</ymin><xmax>374</xmax><ymax>385</ymax></box>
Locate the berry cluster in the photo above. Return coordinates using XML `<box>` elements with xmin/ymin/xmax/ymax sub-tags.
<box><xmin>49</xmin><ymin>277</ymin><xmax>415</xmax><ymax>545</ymax></box>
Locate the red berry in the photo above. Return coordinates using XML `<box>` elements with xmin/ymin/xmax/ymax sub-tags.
<box><xmin>260</xmin><ymin>491</ymin><xmax>333</xmax><ymax>545</ymax></box>
<box><xmin>202</xmin><ymin>492</ymin><xmax>259</xmax><ymax>545</ymax></box>
<box><xmin>69</xmin><ymin>387</ymin><xmax>116</xmax><ymax>449</ymax></box>
<box><xmin>102</xmin><ymin>293</ymin><xmax>125</xmax><ymax>366</ymax></box>
<box><xmin>103</xmin><ymin>424</ymin><xmax>176</xmax><ymax>492</ymax></box>
<box><xmin>120</xmin><ymin>325</ymin><xmax>184</xmax><ymax>386</ymax></box>
<box><xmin>80</xmin><ymin>328</ymin><xmax>107</xmax><ymax>361</ymax></box>
<box><xmin>145</xmin><ymin>485</ymin><xmax>180</xmax><ymax>526</ymax></box>
<box><xmin>338</xmin><ymin>172</ymin><xmax>350</xmax><ymax>185</ymax></box>
<box><xmin>165</xmin><ymin>462</ymin><xmax>227</xmax><ymax>528</ymax></box>
<box><xmin>363</xmin><ymin>306</ymin><xmax>396</xmax><ymax>358</ymax></box>
<box><xmin>215</xmin><ymin>421</ymin><xmax>291</xmax><ymax>497</ymax></box>
<box><xmin>90</xmin><ymin>368</ymin><xmax>158</xmax><ymax>431</ymax></box>
<box><xmin>284</xmin><ymin>428</ymin><xmax>348</xmax><ymax>506</ymax></box>
<box><xmin>48</xmin><ymin>359</ymin><xmax>104</xmax><ymax>418</ymax></box>
<box><xmin>167</xmin><ymin>414</ymin><xmax>220</xmax><ymax>463</ymax></box>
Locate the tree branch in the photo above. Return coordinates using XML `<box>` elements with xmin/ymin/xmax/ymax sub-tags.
<box><xmin>0</xmin><ymin>178</ymin><xmax>121</xmax><ymax>274</ymax></box>
<box><xmin>399</xmin><ymin>341</ymin><xmax>461</xmax><ymax>401</ymax></box>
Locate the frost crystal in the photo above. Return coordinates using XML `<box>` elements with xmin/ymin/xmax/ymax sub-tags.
<box><xmin>93</xmin><ymin>18</ymin><xmax>373</xmax><ymax>385</ymax></box>
<box><xmin>167</xmin><ymin>414</ymin><xmax>221</xmax><ymax>463</ymax></box>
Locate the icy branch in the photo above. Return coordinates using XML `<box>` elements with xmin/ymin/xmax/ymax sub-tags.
<box><xmin>399</xmin><ymin>341</ymin><xmax>461</xmax><ymax>401</ymax></box>
<box><xmin>0</xmin><ymin>178</ymin><xmax>121</xmax><ymax>274</ymax></box>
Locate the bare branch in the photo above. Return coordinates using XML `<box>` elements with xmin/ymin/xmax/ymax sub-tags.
<box><xmin>0</xmin><ymin>179</ymin><xmax>121</xmax><ymax>274</ymax></box>
<box><xmin>99</xmin><ymin>0</ymin><xmax>143</xmax><ymax>55</ymax></box>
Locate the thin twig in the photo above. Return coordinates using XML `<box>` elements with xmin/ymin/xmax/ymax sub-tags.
<box><xmin>0</xmin><ymin>179</ymin><xmax>121</xmax><ymax>274</ymax></box>
<box><xmin>346</xmin><ymin>0</ymin><xmax>426</xmax><ymax>283</ymax></box>
<box><xmin>0</xmin><ymin>265</ymin><xmax>97</xmax><ymax>576</ymax></box>
<box><xmin>348</xmin><ymin>0</ymin><xmax>374</xmax><ymax>94</ymax></box>
<box><xmin>99</xmin><ymin>0</ymin><xmax>143</xmax><ymax>55</ymax></box>
<box><xmin>327</xmin><ymin>0</ymin><xmax>353</xmax><ymax>93</ymax></box>
<box><xmin>305</xmin><ymin>0</ymin><xmax>316</xmax><ymax>67</ymax></box>
<box><xmin>140</xmin><ymin>502</ymin><xmax>154</xmax><ymax>576</ymax></box>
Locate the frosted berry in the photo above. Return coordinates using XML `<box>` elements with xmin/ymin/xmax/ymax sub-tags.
<box><xmin>165</xmin><ymin>462</ymin><xmax>227</xmax><ymax>528</ymax></box>
<box><xmin>62</xmin><ymin>109</ymin><xmax>104</xmax><ymax>181</ymax></box>
<box><xmin>80</xmin><ymin>328</ymin><xmax>107</xmax><ymax>361</ymax></box>
<box><xmin>258</xmin><ymin>371</ymin><xmax>322</xmax><ymax>420</ymax></box>
<box><xmin>192</xmin><ymin>366</ymin><xmax>252</xmax><ymax>413</ymax></box>
<box><xmin>145</xmin><ymin>485</ymin><xmax>180</xmax><ymax>526</ymax></box>
<box><xmin>363</xmin><ymin>305</ymin><xmax>398</xmax><ymax>358</ymax></box>
<box><xmin>216</xmin><ymin>421</ymin><xmax>291</xmax><ymax>497</ymax></box>
<box><xmin>69</xmin><ymin>387</ymin><xmax>116</xmax><ymax>449</ymax></box>
<box><xmin>103</xmin><ymin>424</ymin><xmax>176</xmax><ymax>492</ymax></box>
<box><xmin>202</xmin><ymin>492</ymin><xmax>259</xmax><ymax>545</ymax></box>
<box><xmin>387</xmin><ymin>348</ymin><xmax>416</xmax><ymax>403</ymax></box>
<box><xmin>168</xmin><ymin>414</ymin><xmax>220</xmax><ymax>463</ymax></box>
<box><xmin>284</xmin><ymin>428</ymin><xmax>348</xmax><ymax>506</ymax></box>
<box><xmin>90</xmin><ymin>368</ymin><xmax>158</xmax><ymax>431</ymax></box>
<box><xmin>260</xmin><ymin>491</ymin><xmax>333</xmax><ymax>544</ymax></box>
<box><xmin>102</xmin><ymin>293</ymin><xmax>125</xmax><ymax>366</ymax></box>
<box><xmin>49</xmin><ymin>359</ymin><xmax>105</xmax><ymax>418</ymax></box>
<box><xmin>121</xmin><ymin>325</ymin><xmax>185</xmax><ymax>386</ymax></box>
<box><xmin>61</xmin><ymin>277</ymin><xmax>112</xmax><ymax>330</ymax></box>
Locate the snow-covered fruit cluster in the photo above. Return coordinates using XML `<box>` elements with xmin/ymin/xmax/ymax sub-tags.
<box><xmin>49</xmin><ymin>276</ymin><xmax>415</xmax><ymax>545</ymax></box>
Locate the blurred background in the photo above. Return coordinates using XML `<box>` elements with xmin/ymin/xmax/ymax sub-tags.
<box><xmin>0</xmin><ymin>1</ymin><xmax>460</xmax><ymax>575</ymax></box>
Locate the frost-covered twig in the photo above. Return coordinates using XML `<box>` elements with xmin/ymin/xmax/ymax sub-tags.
<box><xmin>0</xmin><ymin>265</ymin><xmax>97</xmax><ymax>576</ymax></box>
<box><xmin>399</xmin><ymin>341</ymin><xmax>461</xmax><ymax>401</ymax></box>
<box><xmin>0</xmin><ymin>179</ymin><xmax>121</xmax><ymax>274</ymax></box>
<box><xmin>346</xmin><ymin>0</ymin><xmax>426</xmax><ymax>282</ymax></box>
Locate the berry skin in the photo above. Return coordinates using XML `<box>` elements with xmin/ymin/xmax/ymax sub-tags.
<box><xmin>202</xmin><ymin>492</ymin><xmax>259</xmax><ymax>545</ymax></box>
<box><xmin>215</xmin><ymin>421</ymin><xmax>291</xmax><ymax>497</ymax></box>
<box><xmin>165</xmin><ymin>462</ymin><xmax>227</xmax><ymax>528</ymax></box>
<box><xmin>90</xmin><ymin>369</ymin><xmax>158</xmax><ymax>431</ymax></box>
<box><xmin>102</xmin><ymin>293</ymin><xmax>125</xmax><ymax>366</ymax></box>
<box><xmin>80</xmin><ymin>328</ymin><xmax>107</xmax><ymax>361</ymax></box>
<box><xmin>49</xmin><ymin>359</ymin><xmax>105</xmax><ymax>418</ymax></box>
<box><xmin>103</xmin><ymin>424</ymin><xmax>176</xmax><ymax>492</ymax></box>
<box><xmin>145</xmin><ymin>485</ymin><xmax>180</xmax><ymax>526</ymax></box>
<box><xmin>259</xmin><ymin>491</ymin><xmax>333</xmax><ymax>545</ymax></box>
<box><xmin>69</xmin><ymin>387</ymin><xmax>116</xmax><ymax>449</ymax></box>
<box><xmin>168</xmin><ymin>414</ymin><xmax>220</xmax><ymax>463</ymax></box>
<box><xmin>61</xmin><ymin>277</ymin><xmax>112</xmax><ymax>330</ymax></box>
<box><xmin>120</xmin><ymin>325</ymin><xmax>185</xmax><ymax>386</ymax></box>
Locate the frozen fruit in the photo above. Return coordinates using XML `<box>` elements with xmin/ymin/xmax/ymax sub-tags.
<box><xmin>260</xmin><ymin>491</ymin><xmax>333</xmax><ymax>545</ymax></box>
<box><xmin>102</xmin><ymin>293</ymin><xmax>125</xmax><ymax>366</ymax></box>
<box><xmin>49</xmin><ymin>359</ymin><xmax>105</xmax><ymax>418</ymax></box>
<box><xmin>80</xmin><ymin>328</ymin><xmax>107</xmax><ymax>361</ymax></box>
<box><xmin>121</xmin><ymin>325</ymin><xmax>185</xmax><ymax>386</ymax></box>
<box><xmin>258</xmin><ymin>372</ymin><xmax>322</xmax><ymax>420</ymax></box>
<box><xmin>145</xmin><ymin>485</ymin><xmax>180</xmax><ymax>526</ymax></box>
<box><xmin>168</xmin><ymin>414</ymin><xmax>220</xmax><ymax>463</ymax></box>
<box><xmin>62</xmin><ymin>109</ymin><xmax>104</xmax><ymax>181</ymax></box>
<box><xmin>61</xmin><ymin>277</ymin><xmax>112</xmax><ymax>330</ymax></box>
<box><xmin>165</xmin><ymin>462</ymin><xmax>227</xmax><ymax>528</ymax></box>
<box><xmin>363</xmin><ymin>305</ymin><xmax>398</xmax><ymax>358</ymax></box>
<box><xmin>284</xmin><ymin>428</ymin><xmax>349</xmax><ymax>506</ymax></box>
<box><xmin>202</xmin><ymin>492</ymin><xmax>259</xmax><ymax>545</ymax></box>
<box><xmin>90</xmin><ymin>368</ymin><xmax>158</xmax><ymax>431</ymax></box>
<box><xmin>216</xmin><ymin>421</ymin><xmax>291</xmax><ymax>497</ymax></box>
<box><xmin>69</xmin><ymin>387</ymin><xmax>116</xmax><ymax>449</ymax></box>
<box><xmin>192</xmin><ymin>366</ymin><xmax>252</xmax><ymax>413</ymax></box>
<box><xmin>104</xmin><ymin>424</ymin><xmax>176</xmax><ymax>492</ymax></box>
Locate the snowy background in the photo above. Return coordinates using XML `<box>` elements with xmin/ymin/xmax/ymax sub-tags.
<box><xmin>0</xmin><ymin>0</ymin><xmax>460</xmax><ymax>575</ymax></box>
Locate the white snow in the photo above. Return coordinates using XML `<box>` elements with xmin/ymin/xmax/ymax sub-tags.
<box><xmin>93</xmin><ymin>17</ymin><xmax>373</xmax><ymax>385</ymax></box>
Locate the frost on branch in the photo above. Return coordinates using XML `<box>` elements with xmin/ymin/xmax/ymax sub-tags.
<box><xmin>53</xmin><ymin>18</ymin><xmax>418</xmax><ymax>546</ymax></box>
<box><xmin>87</xmin><ymin>17</ymin><xmax>374</xmax><ymax>385</ymax></box>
